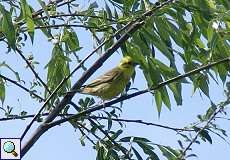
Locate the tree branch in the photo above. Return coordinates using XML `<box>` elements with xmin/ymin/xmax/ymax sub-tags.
<box><xmin>32</xmin><ymin>0</ymin><xmax>76</xmax><ymax>18</ymax></box>
<box><xmin>20</xmin><ymin>1</ymin><xmax>178</xmax><ymax>157</ymax></box>
<box><xmin>0</xmin><ymin>73</ymin><xmax>45</xmax><ymax>101</ymax></box>
<box><xmin>15</xmin><ymin>48</ymin><xmax>51</xmax><ymax>94</ymax></box>
<box><xmin>35</xmin><ymin>13</ymin><xmax>117</xmax><ymax>23</ymax></box>
<box><xmin>89</xmin><ymin>119</ymin><xmax>131</xmax><ymax>160</ymax></box>
<box><xmin>46</xmin><ymin>57</ymin><xmax>230</xmax><ymax>129</ymax></box>
<box><xmin>34</xmin><ymin>24</ymin><xmax>110</xmax><ymax>30</ymax></box>
<box><xmin>76</xmin><ymin>122</ymin><xmax>97</xmax><ymax>145</ymax></box>
<box><xmin>88</xmin><ymin>116</ymin><xmax>193</xmax><ymax>132</ymax></box>
<box><xmin>76</xmin><ymin>121</ymin><xmax>100</xmax><ymax>143</ymax></box>
<box><xmin>179</xmin><ymin>99</ymin><xmax>229</xmax><ymax>158</ymax></box>
<box><xmin>20</xmin><ymin>78</ymin><xmax>66</xmax><ymax>140</ymax></box>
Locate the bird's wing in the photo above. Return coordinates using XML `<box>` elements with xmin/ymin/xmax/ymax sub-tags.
<box><xmin>84</xmin><ymin>67</ymin><xmax>122</xmax><ymax>88</ymax></box>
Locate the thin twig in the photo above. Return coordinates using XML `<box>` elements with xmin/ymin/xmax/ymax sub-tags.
<box><xmin>76</xmin><ymin>122</ymin><xmax>96</xmax><ymax>145</ymax></box>
<box><xmin>32</xmin><ymin>0</ymin><xmax>76</xmax><ymax>18</ymax></box>
<box><xmin>0</xmin><ymin>113</ymin><xmax>75</xmax><ymax>122</ymax></box>
<box><xmin>46</xmin><ymin>57</ymin><xmax>230</xmax><ymax>128</ymax></box>
<box><xmin>76</xmin><ymin>121</ymin><xmax>101</xmax><ymax>141</ymax></box>
<box><xmin>180</xmin><ymin>102</ymin><xmax>227</xmax><ymax>158</ymax></box>
<box><xmin>20</xmin><ymin>1</ymin><xmax>179</xmax><ymax>156</ymax></box>
<box><xmin>34</xmin><ymin>24</ymin><xmax>110</xmax><ymax>30</ymax></box>
<box><xmin>0</xmin><ymin>73</ymin><xmax>45</xmax><ymax>101</ymax></box>
<box><xmin>20</xmin><ymin>78</ymin><xmax>66</xmax><ymax>140</ymax></box>
<box><xmin>15</xmin><ymin>48</ymin><xmax>51</xmax><ymax>94</ymax></box>
<box><xmin>44</xmin><ymin>21</ymin><xmax>143</xmax><ymax>123</ymax></box>
<box><xmin>35</xmin><ymin>13</ymin><xmax>117</xmax><ymax>22</ymax></box>
<box><xmin>88</xmin><ymin>116</ymin><xmax>193</xmax><ymax>132</ymax></box>
<box><xmin>20</xmin><ymin>16</ymin><xmax>136</xmax><ymax>157</ymax></box>
<box><xmin>89</xmin><ymin>119</ymin><xmax>131</xmax><ymax>160</ymax></box>
<box><xmin>215</xmin><ymin>117</ymin><xmax>230</xmax><ymax>121</ymax></box>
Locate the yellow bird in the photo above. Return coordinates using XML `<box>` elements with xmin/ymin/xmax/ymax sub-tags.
<box><xmin>80</xmin><ymin>56</ymin><xmax>137</xmax><ymax>100</ymax></box>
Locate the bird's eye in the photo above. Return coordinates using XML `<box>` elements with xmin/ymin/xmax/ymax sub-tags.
<box><xmin>127</xmin><ymin>61</ymin><xmax>132</xmax><ymax>65</ymax></box>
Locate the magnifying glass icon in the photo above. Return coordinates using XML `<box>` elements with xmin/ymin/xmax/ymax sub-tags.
<box><xmin>3</xmin><ymin>141</ymin><xmax>18</xmax><ymax>157</ymax></box>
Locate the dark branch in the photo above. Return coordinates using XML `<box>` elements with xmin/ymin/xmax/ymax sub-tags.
<box><xmin>15</xmin><ymin>48</ymin><xmax>51</xmax><ymax>94</ymax></box>
<box><xmin>46</xmin><ymin>57</ymin><xmax>230</xmax><ymax>129</ymax></box>
<box><xmin>20</xmin><ymin>1</ymin><xmax>179</xmax><ymax>157</ymax></box>
<box><xmin>32</xmin><ymin>0</ymin><xmax>76</xmax><ymax>18</ymax></box>
<box><xmin>20</xmin><ymin>78</ymin><xmax>66</xmax><ymax>140</ymax></box>
<box><xmin>35</xmin><ymin>13</ymin><xmax>117</xmax><ymax>23</ymax></box>
<box><xmin>34</xmin><ymin>24</ymin><xmax>110</xmax><ymax>30</ymax></box>
<box><xmin>88</xmin><ymin>116</ymin><xmax>193</xmax><ymax>132</ymax></box>
<box><xmin>89</xmin><ymin>119</ymin><xmax>131</xmax><ymax>159</ymax></box>
<box><xmin>0</xmin><ymin>73</ymin><xmax>45</xmax><ymax>101</ymax></box>
<box><xmin>76</xmin><ymin>122</ymin><xmax>97</xmax><ymax>145</ymax></box>
<box><xmin>179</xmin><ymin>99</ymin><xmax>230</xmax><ymax>158</ymax></box>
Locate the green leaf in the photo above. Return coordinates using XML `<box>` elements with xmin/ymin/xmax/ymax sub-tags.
<box><xmin>120</xmin><ymin>136</ymin><xmax>151</xmax><ymax>143</ymax></box>
<box><xmin>198</xmin><ymin>75</ymin><xmax>210</xmax><ymax>97</ymax></box>
<box><xmin>209</xmin><ymin>32</ymin><xmax>218</xmax><ymax>51</ymax></box>
<box><xmin>207</xmin><ymin>24</ymin><xmax>214</xmax><ymax>43</ymax></box>
<box><xmin>154</xmin><ymin>17</ymin><xmax>171</xmax><ymax>43</ymax></box>
<box><xmin>160</xmin><ymin>87</ymin><xmax>171</xmax><ymax>110</ymax></box>
<box><xmin>0</xmin><ymin>61</ymin><xmax>21</xmax><ymax>82</ymax></box>
<box><xmin>142</xmin><ymin>28</ymin><xmax>174</xmax><ymax>62</ymax></box>
<box><xmin>37</xmin><ymin>0</ymin><xmax>50</xmax><ymax>19</ymax></box>
<box><xmin>62</xmin><ymin>28</ymin><xmax>82</xmax><ymax>52</ymax></box>
<box><xmin>205</xmin><ymin>105</ymin><xmax>216</xmax><ymax>120</ymax></box>
<box><xmin>161</xmin><ymin>16</ymin><xmax>184</xmax><ymax>47</ymax></box>
<box><xmin>108</xmin><ymin>149</ymin><xmax>120</xmax><ymax>160</ymax></box>
<box><xmin>34</xmin><ymin>18</ymin><xmax>50</xmax><ymax>37</ymax></box>
<box><xmin>136</xmin><ymin>141</ymin><xmax>159</xmax><ymax>160</ymax></box>
<box><xmin>216</xmin><ymin>64</ymin><xmax>228</xmax><ymax>83</ymax></box>
<box><xmin>107</xmin><ymin>114</ymin><xmax>112</xmax><ymax>131</ymax></box>
<box><xmin>0</xmin><ymin>78</ymin><xmax>5</xmax><ymax>105</ymax></box>
<box><xmin>132</xmin><ymin>147</ymin><xmax>143</xmax><ymax>160</ymax></box>
<box><xmin>200</xmin><ymin>130</ymin><xmax>212</xmax><ymax>144</ymax></box>
<box><xmin>158</xmin><ymin>146</ymin><xmax>178</xmax><ymax>160</ymax></box>
<box><xmin>147</xmin><ymin>58</ymin><xmax>162</xmax><ymax>86</ymax></box>
<box><xmin>154</xmin><ymin>59</ymin><xmax>176</xmax><ymax>76</ymax></box>
<box><xmin>193</xmin><ymin>127</ymin><xmax>212</xmax><ymax>144</ymax></box>
<box><xmin>110</xmin><ymin>129</ymin><xmax>123</xmax><ymax>140</ymax></box>
<box><xmin>132</xmin><ymin>32</ymin><xmax>151</xmax><ymax>57</ymax></box>
<box><xmin>0</xmin><ymin>4</ymin><xmax>16</xmax><ymax>49</ymax></box>
<box><xmin>168</xmin><ymin>83</ymin><xmax>182</xmax><ymax>105</ymax></box>
<box><xmin>155</xmin><ymin>90</ymin><xmax>162</xmax><ymax>115</ymax></box>
<box><xmin>96</xmin><ymin>146</ymin><xmax>106</xmax><ymax>160</ymax></box>
<box><xmin>20</xmin><ymin>0</ymin><xmax>35</xmax><ymax>42</ymax></box>
<box><xmin>111</xmin><ymin>0</ymin><xmax>123</xmax><ymax>4</ymax></box>
<box><xmin>79</xmin><ymin>135</ymin><xmax>86</xmax><ymax>146</ymax></box>
<box><xmin>45</xmin><ymin>45</ymin><xmax>71</xmax><ymax>109</ymax></box>
<box><xmin>105</xmin><ymin>2</ymin><xmax>112</xmax><ymax>19</ymax></box>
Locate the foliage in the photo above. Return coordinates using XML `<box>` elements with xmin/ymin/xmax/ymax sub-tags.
<box><xmin>0</xmin><ymin>0</ymin><xmax>230</xmax><ymax>159</ymax></box>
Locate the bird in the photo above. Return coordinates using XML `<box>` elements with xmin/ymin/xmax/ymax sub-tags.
<box><xmin>79</xmin><ymin>56</ymin><xmax>138</xmax><ymax>100</ymax></box>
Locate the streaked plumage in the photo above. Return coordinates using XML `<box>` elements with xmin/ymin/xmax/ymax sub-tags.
<box><xmin>80</xmin><ymin>56</ymin><xmax>137</xmax><ymax>100</ymax></box>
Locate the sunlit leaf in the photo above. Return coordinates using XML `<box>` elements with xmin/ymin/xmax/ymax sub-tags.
<box><xmin>20</xmin><ymin>0</ymin><xmax>35</xmax><ymax>42</ymax></box>
<box><xmin>0</xmin><ymin>4</ymin><xmax>16</xmax><ymax>49</ymax></box>
<box><xmin>0</xmin><ymin>78</ymin><xmax>5</xmax><ymax>105</ymax></box>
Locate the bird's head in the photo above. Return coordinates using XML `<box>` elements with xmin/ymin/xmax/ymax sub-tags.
<box><xmin>118</xmin><ymin>56</ymin><xmax>138</xmax><ymax>69</ymax></box>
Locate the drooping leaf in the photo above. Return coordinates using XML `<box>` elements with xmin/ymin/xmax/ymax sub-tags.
<box><xmin>62</xmin><ymin>28</ymin><xmax>82</xmax><ymax>52</ymax></box>
<box><xmin>158</xmin><ymin>145</ymin><xmax>179</xmax><ymax>160</ymax></box>
<box><xmin>20</xmin><ymin>0</ymin><xmax>35</xmax><ymax>43</ymax></box>
<box><xmin>132</xmin><ymin>147</ymin><xmax>143</xmax><ymax>160</ymax></box>
<box><xmin>0</xmin><ymin>4</ymin><xmax>16</xmax><ymax>49</ymax></box>
<box><xmin>136</xmin><ymin>141</ymin><xmax>159</xmax><ymax>160</ymax></box>
<box><xmin>45</xmin><ymin>45</ymin><xmax>71</xmax><ymax>109</ymax></box>
<box><xmin>0</xmin><ymin>78</ymin><xmax>5</xmax><ymax>105</ymax></box>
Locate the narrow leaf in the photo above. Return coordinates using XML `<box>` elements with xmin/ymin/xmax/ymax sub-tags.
<box><xmin>0</xmin><ymin>4</ymin><xmax>16</xmax><ymax>49</ymax></box>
